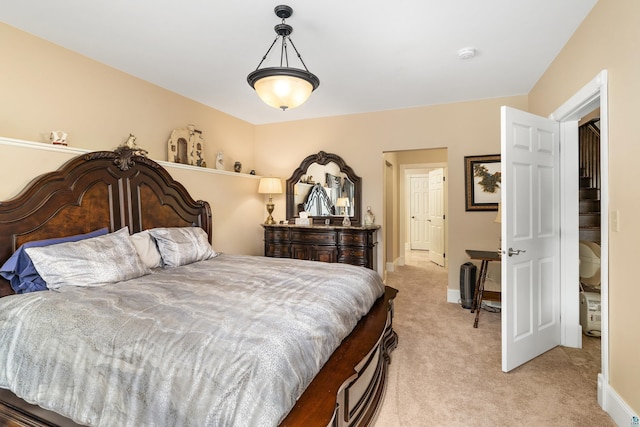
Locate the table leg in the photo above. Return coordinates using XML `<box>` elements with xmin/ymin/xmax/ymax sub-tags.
<box><xmin>473</xmin><ymin>260</ymin><xmax>489</xmax><ymax>328</ymax></box>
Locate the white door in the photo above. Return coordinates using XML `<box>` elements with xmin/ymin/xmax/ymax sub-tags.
<box><xmin>428</xmin><ymin>169</ymin><xmax>445</xmax><ymax>266</ymax></box>
<box><xmin>501</xmin><ymin>106</ymin><xmax>561</xmax><ymax>372</ymax></box>
<box><xmin>409</xmin><ymin>175</ymin><xmax>429</xmax><ymax>250</ymax></box>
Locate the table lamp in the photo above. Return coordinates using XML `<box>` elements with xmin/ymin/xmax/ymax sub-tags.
<box><xmin>258</xmin><ymin>177</ymin><xmax>283</xmax><ymax>224</ymax></box>
<box><xmin>336</xmin><ymin>197</ymin><xmax>351</xmax><ymax>226</ymax></box>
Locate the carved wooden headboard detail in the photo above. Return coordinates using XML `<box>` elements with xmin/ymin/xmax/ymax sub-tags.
<box><xmin>0</xmin><ymin>146</ymin><xmax>212</xmax><ymax>296</ymax></box>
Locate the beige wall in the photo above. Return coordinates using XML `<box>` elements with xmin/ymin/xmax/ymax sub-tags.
<box><xmin>382</xmin><ymin>152</ymin><xmax>400</xmax><ymax>269</ymax></box>
<box><xmin>0</xmin><ymin>22</ymin><xmax>264</xmax><ymax>256</ymax></box>
<box><xmin>254</xmin><ymin>96</ymin><xmax>527</xmax><ymax>283</ymax></box>
<box><xmin>528</xmin><ymin>0</ymin><xmax>640</xmax><ymax>415</ymax></box>
<box><xmin>0</xmin><ymin>22</ymin><xmax>257</xmax><ymax>172</ymax></box>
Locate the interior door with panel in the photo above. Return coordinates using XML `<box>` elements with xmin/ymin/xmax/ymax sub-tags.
<box><xmin>501</xmin><ymin>106</ymin><xmax>561</xmax><ymax>372</ymax></box>
<box><xmin>428</xmin><ymin>168</ymin><xmax>445</xmax><ymax>266</ymax></box>
<box><xmin>409</xmin><ymin>175</ymin><xmax>429</xmax><ymax>250</ymax></box>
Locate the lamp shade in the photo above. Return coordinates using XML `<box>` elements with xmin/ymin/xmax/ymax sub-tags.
<box><xmin>258</xmin><ymin>177</ymin><xmax>283</xmax><ymax>194</ymax></box>
<box><xmin>336</xmin><ymin>197</ymin><xmax>350</xmax><ymax>208</ymax></box>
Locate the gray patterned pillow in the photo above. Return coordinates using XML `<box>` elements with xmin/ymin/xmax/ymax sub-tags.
<box><xmin>148</xmin><ymin>227</ymin><xmax>216</xmax><ymax>267</ymax></box>
<box><xmin>129</xmin><ymin>230</ymin><xmax>163</xmax><ymax>269</ymax></box>
<box><xmin>26</xmin><ymin>227</ymin><xmax>151</xmax><ymax>289</ymax></box>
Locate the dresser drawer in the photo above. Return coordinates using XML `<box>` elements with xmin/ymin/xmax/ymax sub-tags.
<box><xmin>266</xmin><ymin>243</ymin><xmax>290</xmax><ymax>258</ymax></box>
<box><xmin>339</xmin><ymin>247</ymin><xmax>366</xmax><ymax>259</ymax></box>
<box><xmin>291</xmin><ymin>230</ymin><xmax>337</xmax><ymax>245</ymax></box>
<box><xmin>338</xmin><ymin>231</ymin><xmax>367</xmax><ymax>246</ymax></box>
<box><xmin>265</xmin><ymin>228</ymin><xmax>290</xmax><ymax>242</ymax></box>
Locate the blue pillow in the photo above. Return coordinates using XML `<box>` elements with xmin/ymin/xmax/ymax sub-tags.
<box><xmin>0</xmin><ymin>228</ymin><xmax>109</xmax><ymax>294</ymax></box>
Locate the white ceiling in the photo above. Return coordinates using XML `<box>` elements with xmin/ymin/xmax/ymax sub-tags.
<box><xmin>2</xmin><ymin>0</ymin><xmax>597</xmax><ymax>125</ymax></box>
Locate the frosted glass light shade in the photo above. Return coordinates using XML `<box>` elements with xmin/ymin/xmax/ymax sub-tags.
<box><xmin>253</xmin><ymin>74</ymin><xmax>313</xmax><ymax>111</ymax></box>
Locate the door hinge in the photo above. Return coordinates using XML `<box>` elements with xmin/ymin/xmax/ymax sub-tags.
<box><xmin>442</xmin><ymin>176</ymin><xmax>446</xmax><ymax>181</ymax></box>
<box><xmin>443</xmin><ymin>253</ymin><xmax>446</xmax><ymax>258</ymax></box>
<box><xmin>443</xmin><ymin>214</ymin><xmax>446</xmax><ymax>220</ymax></box>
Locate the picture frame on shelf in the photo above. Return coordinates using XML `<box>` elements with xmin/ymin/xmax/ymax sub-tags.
<box><xmin>464</xmin><ymin>154</ymin><xmax>501</xmax><ymax>211</ymax></box>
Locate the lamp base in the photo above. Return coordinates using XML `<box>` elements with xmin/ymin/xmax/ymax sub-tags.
<box><xmin>264</xmin><ymin>200</ymin><xmax>276</xmax><ymax>225</ymax></box>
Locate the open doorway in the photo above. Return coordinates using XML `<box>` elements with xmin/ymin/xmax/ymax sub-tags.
<box><xmin>506</xmin><ymin>70</ymin><xmax>609</xmax><ymax>409</ymax></box>
<box><xmin>382</xmin><ymin>148</ymin><xmax>448</xmax><ymax>273</ymax></box>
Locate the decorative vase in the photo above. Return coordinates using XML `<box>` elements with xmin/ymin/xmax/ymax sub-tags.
<box><xmin>364</xmin><ymin>207</ymin><xmax>375</xmax><ymax>226</ymax></box>
<box><xmin>234</xmin><ymin>161</ymin><xmax>242</xmax><ymax>173</ymax></box>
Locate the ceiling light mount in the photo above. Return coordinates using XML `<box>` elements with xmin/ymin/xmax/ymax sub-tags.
<box><xmin>274</xmin><ymin>4</ymin><xmax>292</xmax><ymax>20</ymax></box>
<box><xmin>247</xmin><ymin>5</ymin><xmax>320</xmax><ymax>111</ymax></box>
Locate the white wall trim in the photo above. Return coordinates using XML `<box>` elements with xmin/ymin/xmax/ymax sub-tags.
<box><xmin>558</xmin><ymin>120</ymin><xmax>582</xmax><ymax>349</ymax></box>
<box><xmin>0</xmin><ymin>136</ymin><xmax>262</xmax><ymax>180</ymax></box>
<box><xmin>447</xmin><ymin>288</ymin><xmax>460</xmax><ymax>304</ymax></box>
<box><xmin>599</xmin><ymin>373</ymin><xmax>639</xmax><ymax>427</ymax></box>
<box><xmin>551</xmin><ymin>70</ymin><xmax>610</xmax><ymax>415</ymax></box>
<box><xmin>0</xmin><ymin>136</ymin><xmax>88</xmax><ymax>155</ymax></box>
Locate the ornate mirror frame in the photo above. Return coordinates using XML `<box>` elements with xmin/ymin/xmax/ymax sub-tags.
<box><xmin>286</xmin><ymin>151</ymin><xmax>362</xmax><ymax>225</ymax></box>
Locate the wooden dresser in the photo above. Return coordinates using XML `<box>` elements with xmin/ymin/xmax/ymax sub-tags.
<box><xmin>262</xmin><ymin>224</ymin><xmax>380</xmax><ymax>270</ymax></box>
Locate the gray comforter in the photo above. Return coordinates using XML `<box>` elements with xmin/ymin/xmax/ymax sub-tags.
<box><xmin>0</xmin><ymin>254</ymin><xmax>385</xmax><ymax>426</ymax></box>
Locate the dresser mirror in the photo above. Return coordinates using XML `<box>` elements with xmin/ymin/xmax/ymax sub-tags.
<box><xmin>286</xmin><ymin>151</ymin><xmax>361</xmax><ymax>225</ymax></box>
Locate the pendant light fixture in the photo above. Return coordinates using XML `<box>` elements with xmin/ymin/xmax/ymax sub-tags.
<box><xmin>247</xmin><ymin>5</ymin><xmax>320</xmax><ymax>111</ymax></box>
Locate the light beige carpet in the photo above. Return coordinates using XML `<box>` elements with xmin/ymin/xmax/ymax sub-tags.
<box><xmin>373</xmin><ymin>260</ymin><xmax>614</xmax><ymax>427</ymax></box>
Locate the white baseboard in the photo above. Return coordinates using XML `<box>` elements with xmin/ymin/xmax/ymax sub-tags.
<box><xmin>599</xmin><ymin>374</ymin><xmax>639</xmax><ymax>426</ymax></box>
<box><xmin>386</xmin><ymin>261</ymin><xmax>396</xmax><ymax>273</ymax></box>
<box><xmin>387</xmin><ymin>256</ymin><xmax>406</xmax><ymax>273</ymax></box>
<box><xmin>447</xmin><ymin>288</ymin><xmax>460</xmax><ymax>304</ymax></box>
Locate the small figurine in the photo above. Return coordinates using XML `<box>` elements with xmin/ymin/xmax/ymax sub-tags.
<box><xmin>124</xmin><ymin>134</ymin><xmax>137</xmax><ymax>148</ymax></box>
<box><xmin>49</xmin><ymin>130</ymin><xmax>67</xmax><ymax>146</ymax></box>
<box><xmin>216</xmin><ymin>151</ymin><xmax>224</xmax><ymax>170</ymax></box>
<box><xmin>122</xmin><ymin>133</ymin><xmax>148</xmax><ymax>156</ymax></box>
<box><xmin>167</xmin><ymin>125</ymin><xmax>206</xmax><ymax>167</ymax></box>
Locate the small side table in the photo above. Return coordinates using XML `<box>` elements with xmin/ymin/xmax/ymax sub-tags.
<box><xmin>465</xmin><ymin>249</ymin><xmax>501</xmax><ymax>328</ymax></box>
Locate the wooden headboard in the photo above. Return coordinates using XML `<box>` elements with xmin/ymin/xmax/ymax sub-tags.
<box><xmin>0</xmin><ymin>146</ymin><xmax>212</xmax><ymax>296</ymax></box>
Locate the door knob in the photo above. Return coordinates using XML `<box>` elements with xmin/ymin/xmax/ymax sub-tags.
<box><xmin>507</xmin><ymin>247</ymin><xmax>526</xmax><ymax>257</ymax></box>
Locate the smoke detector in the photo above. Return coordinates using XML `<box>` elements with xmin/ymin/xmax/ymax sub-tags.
<box><xmin>458</xmin><ymin>47</ymin><xmax>476</xmax><ymax>60</ymax></box>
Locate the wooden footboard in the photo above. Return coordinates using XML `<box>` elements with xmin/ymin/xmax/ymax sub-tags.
<box><xmin>281</xmin><ymin>286</ymin><xmax>398</xmax><ymax>427</ymax></box>
<box><xmin>0</xmin><ymin>287</ymin><xmax>397</xmax><ymax>427</ymax></box>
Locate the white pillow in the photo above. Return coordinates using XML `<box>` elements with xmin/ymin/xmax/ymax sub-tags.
<box><xmin>129</xmin><ymin>230</ymin><xmax>163</xmax><ymax>269</ymax></box>
<box><xmin>148</xmin><ymin>227</ymin><xmax>216</xmax><ymax>267</ymax></box>
<box><xmin>26</xmin><ymin>227</ymin><xmax>151</xmax><ymax>289</ymax></box>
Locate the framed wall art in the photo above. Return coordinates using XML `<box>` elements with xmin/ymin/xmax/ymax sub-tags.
<box><xmin>464</xmin><ymin>154</ymin><xmax>501</xmax><ymax>211</ymax></box>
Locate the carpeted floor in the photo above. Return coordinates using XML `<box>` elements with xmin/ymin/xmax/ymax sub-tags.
<box><xmin>373</xmin><ymin>253</ymin><xmax>614</xmax><ymax>426</ymax></box>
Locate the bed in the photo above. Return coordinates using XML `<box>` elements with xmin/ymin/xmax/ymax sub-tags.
<box><xmin>0</xmin><ymin>145</ymin><xmax>398</xmax><ymax>427</ymax></box>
